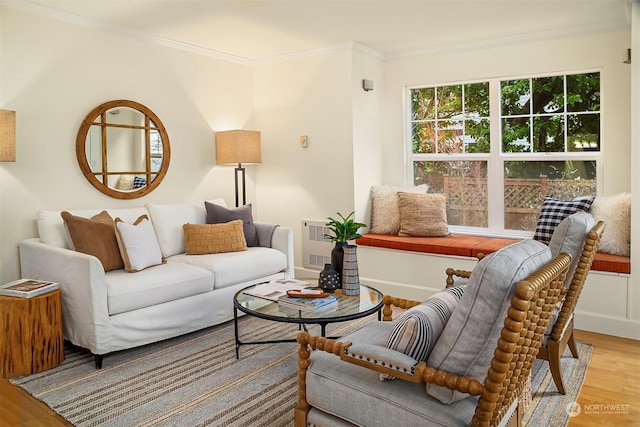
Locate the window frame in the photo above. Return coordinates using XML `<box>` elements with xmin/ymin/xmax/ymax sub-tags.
<box><xmin>405</xmin><ymin>69</ymin><xmax>602</xmax><ymax>238</ymax></box>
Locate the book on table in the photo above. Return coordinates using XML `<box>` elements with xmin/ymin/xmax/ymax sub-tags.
<box><xmin>244</xmin><ymin>278</ymin><xmax>315</xmax><ymax>301</ymax></box>
<box><xmin>0</xmin><ymin>279</ymin><xmax>59</xmax><ymax>298</ymax></box>
<box><xmin>277</xmin><ymin>294</ymin><xmax>338</xmax><ymax>312</ymax></box>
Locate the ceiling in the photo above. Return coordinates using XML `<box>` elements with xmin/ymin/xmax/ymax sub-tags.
<box><xmin>15</xmin><ymin>0</ymin><xmax>633</xmax><ymax>62</ymax></box>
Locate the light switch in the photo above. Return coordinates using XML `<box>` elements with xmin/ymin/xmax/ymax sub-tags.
<box><xmin>300</xmin><ymin>135</ymin><xmax>308</xmax><ymax>148</ymax></box>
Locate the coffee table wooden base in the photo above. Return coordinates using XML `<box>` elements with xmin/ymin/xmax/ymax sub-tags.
<box><xmin>0</xmin><ymin>289</ymin><xmax>64</xmax><ymax>378</ymax></box>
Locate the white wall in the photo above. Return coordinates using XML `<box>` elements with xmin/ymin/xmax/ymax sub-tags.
<box><xmin>253</xmin><ymin>50</ymin><xmax>355</xmax><ymax>269</ymax></box>
<box><xmin>0</xmin><ymin>7</ymin><xmax>255</xmax><ymax>282</ymax></box>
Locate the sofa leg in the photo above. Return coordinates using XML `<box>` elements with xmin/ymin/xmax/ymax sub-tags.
<box><xmin>94</xmin><ymin>354</ymin><xmax>104</xmax><ymax>369</ymax></box>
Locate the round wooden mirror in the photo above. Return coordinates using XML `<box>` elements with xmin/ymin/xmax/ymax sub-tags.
<box><xmin>76</xmin><ymin>100</ymin><xmax>171</xmax><ymax>199</ymax></box>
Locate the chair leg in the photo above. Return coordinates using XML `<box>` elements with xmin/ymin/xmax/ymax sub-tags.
<box><xmin>546</xmin><ymin>339</ymin><xmax>566</xmax><ymax>395</ymax></box>
<box><xmin>567</xmin><ymin>327</ymin><xmax>579</xmax><ymax>359</ymax></box>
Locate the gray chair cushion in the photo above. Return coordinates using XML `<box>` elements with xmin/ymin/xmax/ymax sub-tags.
<box><xmin>426</xmin><ymin>239</ymin><xmax>552</xmax><ymax>404</ymax></box>
<box><xmin>548</xmin><ymin>211</ymin><xmax>595</xmax><ymax>288</ymax></box>
<box><xmin>307</xmin><ymin>321</ymin><xmax>478</xmax><ymax>427</ymax></box>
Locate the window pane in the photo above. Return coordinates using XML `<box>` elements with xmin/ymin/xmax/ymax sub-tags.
<box><xmin>437</xmin><ymin>119</ymin><xmax>464</xmax><ymax>153</ymax></box>
<box><xmin>532</xmin><ymin>76</ymin><xmax>563</xmax><ymax>114</ymax></box>
<box><xmin>412</xmin><ymin>122</ymin><xmax>435</xmax><ymax>154</ymax></box>
<box><xmin>464</xmin><ymin>118</ymin><xmax>490</xmax><ymax>153</ymax></box>
<box><xmin>568</xmin><ymin>113</ymin><xmax>600</xmax><ymax>152</ymax></box>
<box><xmin>464</xmin><ymin>83</ymin><xmax>490</xmax><ymax>117</ymax></box>
<box><xmin>413</xmin><ymin>160</ymin><xmax>488</xmax><ymax>227</ymax></box>
<box><xmin>502</xmin><ymin>117</ymin><xmax>531</xmax><ymax>152</ymax></box>
<box><xmin>504</xmin><ymin>160</ymin><xmax>596</xmax><ymax>231</ymax></box>
<box><xmin>567</xmin><ymin>72</ymin><xmax>600</xmax><ymax>112</ymax></box>
<box><xmin>437</xmin><ymin>85</ymin><xmax>462</xmax><ymax>119</ymax></box>
<box><xmin>501</xmin><ymin>79</ymin><xmax>530</xmax><ymax>116</ymax></box>
<box><xmin>412</xmin><ymin>88</ymin><xmax>435</xmax><ymax>120</ymax></box>
<box><xmin>532</xmin><ymin>115</ymin><xmax>564</xmax><ymax>152</ymax></box>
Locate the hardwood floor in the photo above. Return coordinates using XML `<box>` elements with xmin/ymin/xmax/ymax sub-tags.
<box><xmin>0</xmin><ymin>330</ymin><xmax>637</xmax><ymax>426</ymax></box>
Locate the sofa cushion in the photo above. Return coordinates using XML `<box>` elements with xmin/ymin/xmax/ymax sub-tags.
<box><xmin>397</xmin><ymin>192</ymin><xmax>450</xmax><ymax>237</ymax></box>
<box><xmin>382</xmin><ymin>286</ymin><xmax>465</xmax><ymax>379</ymax></box>
<box><xmin>426</xmin><ymin>239</ymin><xmax>552</xmax><ymax>404</ymax></box>
<box><xmin>146</xmin><ymin>200</ymin><xmax>226</xmax><ymax>258</ymax></box>
<box><xmin>106</xmin><ymin>262</ymin><xmax>214</xmax><ymax>315</ymax></box>
<box><xmin>115</xmin><ymin>215</ymin><xmax>165</xmax><ymax>272</ymax></box>
<box><xmin>589</xmin><ymin>192</ymin><xmax>630</xmax><ymax>256</ymax></box>
<box><xmin>306</xmin><ymin>322</ymin><xmax>478</xmax><ymax>427</ymax></box>
<box><xmin>533</xmin><ymin>196</ymin><xmax>594</xmax><ymax>244</ymax></box>
<box><xmin>183</xmin><ymin>221</ymin><xmax>247</xmax><ymax>255</ymax></box>
<box><xmin>61</xmin><ymin>210</ymin><xmax>124</xmax><ymax>272</ymax></box>
<box><xmin>168</xmin><ymin>246</ymin><xmax>287</xmax><ymax>289</ymax></box>
<box><xmin>548</xmin><ymin>211</ymin><xmax>595</xmax><ymax>288</ymax></box>
<box><xmin>370</xmin><ymin>184</ymin><xmax>428</xmax><ymax>234</ymax></box>
<box><xmin>205</xmin><ymin>202</ymin><xmax>258</xmax><ymax>247</ymax></box>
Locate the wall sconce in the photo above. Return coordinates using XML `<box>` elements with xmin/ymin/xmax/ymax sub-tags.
<box><xmin>0</xmin><ymin>110</ymin><xmax>16</xmax><ymax>162</ymax></box>
<box><xmin>215</xmin><ymin>130</ymin><xmax>262</xmax><ymax>207</ymax></box>
<box><xmin>362</xmin><ymin>79</ymin><xmax>374</xmax><ymax>92</ymax></box>
<box><xmin>623</xmin><ymin>48</ymin><xmax>631</xmax><ymax>64</ymax></box>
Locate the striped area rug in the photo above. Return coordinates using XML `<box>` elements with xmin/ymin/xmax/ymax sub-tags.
<box><xmin>10</xmin><ymin>314</ymin><xmax>592</xmax><ymax>426</ymax></box>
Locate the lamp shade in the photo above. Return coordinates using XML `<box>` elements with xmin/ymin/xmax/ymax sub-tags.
<box><xmin>215</xmin><ymin>130</ymin><xmax>261</xmax><ymax>165</ymax></box>
<box><xmin>0</xmin><ymin>110</ymin><xmax>16</xmax><ymax>162</ymax></box>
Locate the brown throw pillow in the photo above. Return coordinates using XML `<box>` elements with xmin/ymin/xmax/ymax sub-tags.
<box><xmin>397</xmin><ymin>192</ymin><xmax>450</xmax><ymax>237</ymax></box>
<box><xmin>183</xmin><ymin>220</ymin><xmax>248</xmax><ymax>255</ymax></box>
<box><xmin>61</xmin><ymin>210</ymin><xmax>124</xmax><ymax>271</ymax></box>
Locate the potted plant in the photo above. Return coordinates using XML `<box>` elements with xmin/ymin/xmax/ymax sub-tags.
<box><xmin>323</xmin><ymin>212</ymin><xmax>366</xmax><ymax>288</ymax></box>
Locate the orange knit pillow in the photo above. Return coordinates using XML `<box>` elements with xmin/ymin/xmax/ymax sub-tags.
<box><xmin>183</xmin><ymin>220</ymin><xmax>247</xmax><ymax>255</ymax></box>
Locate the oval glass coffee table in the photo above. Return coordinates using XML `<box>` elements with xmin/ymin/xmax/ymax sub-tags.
<box><xmin>233</xmin><ymin>282</ymin><xmax>383</xmax><ymax>358</ymax></box>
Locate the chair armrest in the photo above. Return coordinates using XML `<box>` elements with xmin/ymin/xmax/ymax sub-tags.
<box><xmin>382</xmin><ymin>295</ymin><xmax>421</xmax><ymax>321</ymax></box>
<box><xmin>445</xmin><ymin>268</ymin><xmax>472</xmax><ymax>288</ymax></box>
<box><xmin>296</xmin><ymin>331</ymin><xmax>485</xmax><ymax>395</ymax></box>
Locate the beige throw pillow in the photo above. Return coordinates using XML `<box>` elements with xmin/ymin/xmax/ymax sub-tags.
<box><xmin>397</xmin><ymin>192</ymin><xmax>450</xmax><ymax>237</ymax></box>
<box><xmin>61</xmin><ymin>210</ymin><xmax>124</xmax><ymax>271</ymax></box>
<box><xmin>370</xmin><ymin>184</ymin><xmax>428</xmax><ymax>234</ymax></box>
<box><xmin>183</xmin><ymin>220</ymin><xmax>248</xmax><ymax>255</ymax></box>
<box><xmin>589</xmin><ymin>192</ymin><xmax>631</xmax><ymax>256</ymax></box>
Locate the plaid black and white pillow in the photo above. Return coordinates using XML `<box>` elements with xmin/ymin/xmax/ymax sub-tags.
<box><xmin>533</xmin><ymin>197</ymin><xmax>594</xmax><ymax>244</ymax></box>
<box><xmin>133</xmin><ymin>176</ymin><xmax>147</xmax><ymax>189</ymax></box>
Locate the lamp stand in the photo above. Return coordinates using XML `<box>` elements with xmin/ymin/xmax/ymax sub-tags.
<box><xmin>234</xmin><ymin>163</ymin><xmax>246</xmax><ymax>207</ymax></box>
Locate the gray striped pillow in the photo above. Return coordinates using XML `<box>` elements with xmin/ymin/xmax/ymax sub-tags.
<box><xmin>381</xmin><ymin>286</ymin><xmax>465</xmax><ymax>380</ymax></box>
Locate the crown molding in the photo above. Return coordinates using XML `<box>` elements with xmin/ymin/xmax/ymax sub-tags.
<box><xmin>384</xmin><ymin>20</ymin><xmax>631</xmax><ymax>61</ymax></box>
<box><xmin>3</xmin><ymin>0</ymin><xmax>631</xmax><ymax>66</ymax></box>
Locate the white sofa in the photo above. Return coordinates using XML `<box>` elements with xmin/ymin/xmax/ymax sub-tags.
<box><xmin>19</xmin><ymin>201</ymin><xmax>294</xmax><ymax>368</ymax></box>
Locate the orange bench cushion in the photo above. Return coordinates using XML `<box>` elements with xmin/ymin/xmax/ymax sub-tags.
<box><xmin>356</xmin><ymin>233</ymin><xmax>630</xmax><ymax>274</ymax></box>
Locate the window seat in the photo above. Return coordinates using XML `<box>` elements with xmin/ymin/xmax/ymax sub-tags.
<box><xmin>355</xmin><ymin>233</ymin><xmax>630</xmax><ymax>274</ymax></box>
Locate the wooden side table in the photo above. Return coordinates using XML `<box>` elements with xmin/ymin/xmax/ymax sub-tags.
<box><xmin>0</xmin><ymin>289</ymin><xmax>64</xmax><ymax>378</ymax></box>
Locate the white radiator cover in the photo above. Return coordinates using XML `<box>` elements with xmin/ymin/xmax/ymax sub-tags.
<box><xmin>301</xmin><ymin>220</ymin><xmax>333</xmax><ymax>270</ymax></box>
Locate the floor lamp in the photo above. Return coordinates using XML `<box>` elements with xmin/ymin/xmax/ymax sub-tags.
<box><xmin>215</xmin><ymin>130</ymin><xmax>262</xmax><ymax>207</ymax></box>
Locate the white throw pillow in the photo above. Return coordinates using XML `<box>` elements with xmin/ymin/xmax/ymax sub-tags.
<box><xmin>370</xmin><ymin>184</ymin><xmax>428</xmax><ymax>234</ymax></box>
<box><xmin>589</xmin><ymin>193</ymin><xmax>631</xmax><ymax>256</ymax></box>
<box><xmin>115</xmin><ymin>215</ymin><xmax>164</xmax><ymax>272</ymax></box>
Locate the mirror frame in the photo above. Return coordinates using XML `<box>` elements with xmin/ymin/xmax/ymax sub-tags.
<box><xmin>76</xmin><ymin>100</ymin><xmax>171</xmax><ymax>199</ymax></box>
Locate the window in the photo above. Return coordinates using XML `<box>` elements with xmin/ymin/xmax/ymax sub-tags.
<box><xmin>409</xmin><ymin>72</ymin><xmax>599</xmax><ymax>235</ymax></box>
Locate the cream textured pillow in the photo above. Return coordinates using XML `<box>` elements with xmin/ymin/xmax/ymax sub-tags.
<box><xmin>397</xmin><ymin>192</ymin><xmax>450</xmax><ymax>237</ymax></box>
<box><xmin>370</xmin><ymin>184</ymin><xmax>428</xmax><ymax>234</ymax></box>
<box><xmin>183</xmin><ymin>220</ymin><xmax>248</xmax><ymax>255</ymax></box>
<box><xmin>115</xmin><ymin>215</ymin><xmax>165</xmax><ymax>272</ymax></box>
<box><xmin>589</xmin><ymin>192</ymin><xmax>631</xmax><ymax>256</ymax></box>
